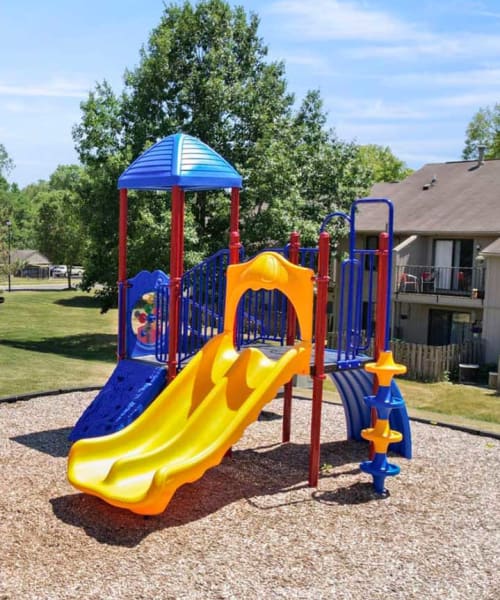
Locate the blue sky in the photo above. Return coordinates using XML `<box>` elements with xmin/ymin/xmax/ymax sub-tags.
<box><xmin>1</xmin><ymin>0</ymin><xmax>500</xmax><ymax>187</ymax></box>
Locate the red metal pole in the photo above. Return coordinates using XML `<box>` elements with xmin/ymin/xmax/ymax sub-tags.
<box><xmin>309</xmin><ymin>231</ymin><xmax>330</xmax><ymax>487</ymax></box>
<box><xmin>375</xmin><ymin>232</ymin><xmax>389</xmax><ymax>359</ymax></box>
<box><xmin>229</xmin><ymin>188</ymin><xmax>241</xmax><ymax>265</ymax></box>
<box><xmin>168</xmin><ymin>186</ymin><xmax>184</xmax><ymax>382</ymax></box>
<box><xmin>118</xmin><ymin>188</ymin><xmax>128</xmax><ymax>361</ymax></box>
<box><xmin>369</xmin><ymin>232</ymin><xmax>390</xmax><ymax>458</ymax></box>
<box><xmin>282</xmin><ymin>232</ymin><xmax>300</xmax><ymax>443</ymax></box>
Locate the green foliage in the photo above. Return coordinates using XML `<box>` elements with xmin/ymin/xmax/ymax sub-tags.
<box><xmin>34</xmin><ymin>165</ymin><xmax>88</xmax><ymax>288</ymax></box>
<box><xmin>72</xmin><ymin>0</ymin><xmax>397</xmax><ymax>308</ymax></box>
<box><xmin>463</xmin><ymin>104</ymin><xmax>500</xmax><ymax>159</ymax></box>
<box><xmin>358</xmin><ymin>144</ymin><xmax>413</xmax><ymax>183</ymax></box>
<box><xmin>0</xmin><ymin>143</ymin><xmax>14</xmax><ymax>178</ymax></box>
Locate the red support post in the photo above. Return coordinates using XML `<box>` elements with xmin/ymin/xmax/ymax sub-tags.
<box><xmin>226</xmin><ymin>187</ymin><xmax>242</xmax><ymax>459</ymax></box>
<box><xmin>309</xmin><ymin>231</ymin><xmax>330</xmax><ymax>487</ymax></box>
<box><xmin>229</xmin><ymin>188</ymin><xmax>241</xmax><ymax>265</ymax></box>
<box><xmin>118</xmin><ymin>188</ymin><xmax>128</xmax><ymax>361</ymax></box>
<box><xmin>375</xmin><ymin>232</ymin><xmax>390</xmax><ymax>359</ymax></box>
<box><xmin>229</xmin><ymin>187</ymin><xmax>242</xmax><ymax>353</ymax></box>
<box><xmin>229</xmin><ymin>188</ymin><xmax>241</xmax><ymax>256</ymax></box>
<box><xmin>369</xmin><ymin>232</ymin><xmax>390</xmax><ymax>458</ymax></box>
<box><xmin>282</xmin><ymin>232</ymin><xmax>300</xmax><ymax>442</ymax></box>
<box><xmin>167</xmin><ymin>186</ymin><xmax>185</xmax><ymax>382</ymax></box>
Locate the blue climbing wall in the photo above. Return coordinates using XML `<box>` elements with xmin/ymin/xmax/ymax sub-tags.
<box><xmin>69</xmin><ymin>360</ymin><xmax>166</xmax><ymax>441</ymax></box>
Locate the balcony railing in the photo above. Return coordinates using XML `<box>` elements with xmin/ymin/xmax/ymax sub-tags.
<box><xmin>396</xmin><ymin>265</ymin><xmax>485</xmax><ymax>298</ymax></box>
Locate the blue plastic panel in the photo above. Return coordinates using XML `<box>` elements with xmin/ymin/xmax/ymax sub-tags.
<box><xmin>69</xmin><ymin>360</ymin><xmax>166</xmax><ymax>441</ymax></box>
<box><xmin>126</xmin><ymin>270</ymin><xmax>169</xmax><ymax>359</ymax></box>
<box><xmin>329</xmin><ymin>369</ymin><xmax>412</xmax><ymax>458</ymax></box>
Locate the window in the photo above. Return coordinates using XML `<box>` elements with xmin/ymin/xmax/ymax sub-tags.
<box><xmin>428</xmin><ymin>310</ymin><xmax>471</xmax><ymax>345</ymax></box>
<box><xmin>433</xmin><ymin>239</ymin><xmax>473</xmax><ymax>291</ymax></box>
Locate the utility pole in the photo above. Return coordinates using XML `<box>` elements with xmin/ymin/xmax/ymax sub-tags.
<box><xmin>5</xmin><ymin>219</ymin><xmax>11</xmax><ymax>292</ymax></box>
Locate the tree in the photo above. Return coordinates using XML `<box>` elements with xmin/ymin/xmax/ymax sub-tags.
<box><xmin>73</xmin><ymin>0</ymin><xmax>297</xmax><ymax>308</ymax></box>
<box><xmin>73</xmin><ymin>0</ymin><xmax>372</xmax><ymax>309</ymax></box>
<box><xmin>0</xmin><ymin>143</ymin><xmax>14</xmax><ymax>179</ymax></box>
<box><xmin>463</xmin><ymin>104</ymin><xmax>500</xmax><ymax>160</ymax></box>
<box><xmin>358</xmin><ymin>144</ymin><xmax>412</xmax><ymax>183</ymax></box>
<box><xmin>35</xmin><ymin>166</ymin><xmax>88</xmax><ymax>288</ymax></box>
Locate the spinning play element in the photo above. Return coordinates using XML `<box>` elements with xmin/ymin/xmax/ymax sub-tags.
<box><xmin>360</xmin><ymin>351</ymin><xmax>407</xmax><ymax>494</ymax></box>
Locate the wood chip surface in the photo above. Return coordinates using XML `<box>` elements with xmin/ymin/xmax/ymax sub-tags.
<box><xmin>0</xmin><ymin>391</ymin><xmax>498</xmax><ymax>600</ymax></box>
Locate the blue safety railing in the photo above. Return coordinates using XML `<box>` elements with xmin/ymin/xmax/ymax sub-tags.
<box><xmin>132</xmin><ymin>201</ymin><xmax>393</xmax><ymax>371</ymax></box>
<box><xmin>154</xmin><ymin>244</ymin><xmax>318</xmax><ymax>366</ymax></box>
<box><xmin>155</xmin><ymin>249</ymin><xmax>230</xmax><ymax>364</ymax></box>
<box><xmin>321</xmin><ymin>198</ymin><xmax>394</xmax><ymax>364</ymax></box>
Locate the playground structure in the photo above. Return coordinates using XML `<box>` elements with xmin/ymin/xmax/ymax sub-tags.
<box><xmin>67</xmin><ymin>133</ymin><xmax>411</xmax><ymax>515</ymax></box>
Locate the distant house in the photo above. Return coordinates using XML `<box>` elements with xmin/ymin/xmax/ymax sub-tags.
<box><xmin>354</xmin><ymin>156</ymin><xmax>500</xmax><ymax>364</ymax></box>
<box><xmin>11</xmin><ymin>250</ymin><xmax>51</xmax><ymax>278</ymax></box>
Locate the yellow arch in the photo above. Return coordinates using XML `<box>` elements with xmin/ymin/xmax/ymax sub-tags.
<box><xmin>223</xmin><ymin>251</ymin><xmax>314</xmax><ymax>355</ymax></box>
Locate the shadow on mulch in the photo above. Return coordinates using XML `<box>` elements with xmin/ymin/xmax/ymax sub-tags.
<box><xmin>11</xmin><ymin>427</ymin><xmax>73</xmax><ymax>458</ymax></box>
<box><xmin>50</xmin><ymin>439</ymin><xmax>371</xmax><ymax>548</ymax></box>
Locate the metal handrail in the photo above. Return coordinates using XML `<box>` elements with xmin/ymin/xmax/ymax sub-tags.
<box><xmin>396</xmin><ymin>264</ymin><xmax>485</xmax><ymax>295</ymax></box>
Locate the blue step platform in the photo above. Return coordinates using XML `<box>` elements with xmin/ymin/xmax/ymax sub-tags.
<box><xmin>69</xmin><ymin>359</ymin><xmax>166</xmax><ymax>441</ymax></box>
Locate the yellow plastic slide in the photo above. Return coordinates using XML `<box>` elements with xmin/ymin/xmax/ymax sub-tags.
<box><xmin>67</xmin><ymin>252</ymin><xmax>314</xmax><ymax>515</ymax></box>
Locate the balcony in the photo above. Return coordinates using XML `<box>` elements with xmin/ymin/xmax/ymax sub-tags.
<box><xmin>396</xmin><ymin>265</ymin><xmax>485</xmax><ymax>298</ymax></box>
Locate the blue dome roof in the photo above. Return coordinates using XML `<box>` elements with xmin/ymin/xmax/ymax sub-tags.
<box><xmin>117</xmin><ymin>133</ymin><xmax>242</xmax><ymax>191</ymax></box>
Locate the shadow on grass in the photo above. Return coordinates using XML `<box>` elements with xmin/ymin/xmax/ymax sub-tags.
<box><xmin>11</xmin><ymin>427</ymin><xmax>73</xmax><ymax>458</ymax></box>
<box><xmin>51</xmin><ymin>439</ymin><xmax>370</xmax><ymax>547</ymax></box>
<box><xmin>55</xmin><ymin>295</ymin><xmax>104</xmax><ymax>309</ymax></box>
<box><xmin>0</xmin><ymin>333</ymin><xmax>116</xmax><ymax>362</ymax></box>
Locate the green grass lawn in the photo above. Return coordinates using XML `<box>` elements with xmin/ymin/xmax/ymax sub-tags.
<box><xmin>0</xmin><ymin>275</ymin><xmax>80</xmax><ymax>287</ymax></box>
<box><xmin>0</xmin><ymin>290</ymin><xmax>117</xmax><ymax>398</ymax></box>
<box><xmin>323</xmin><ymin>372</ymin><xmax>500</xmax><ymax>426</ymax></box>
<box><xmin>396</xmin><ymin>378</ymin><xmax>500</xmax><ymax>425</ymax></box>
<box><xmin>1</xmin><ymin>289</ymin><xmax>499</xmax><ymax>426</ymax></box>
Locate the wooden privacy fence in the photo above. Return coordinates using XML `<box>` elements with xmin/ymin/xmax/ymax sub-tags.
<box><xmin>327</xmin><ymin>326</ymin><xmax>483</xmax><ymax>382</ymax></box>
<box><xmin>390</xmin><ymin>340</ymin><xmax>483</xmax><ymax>382</ymax></box>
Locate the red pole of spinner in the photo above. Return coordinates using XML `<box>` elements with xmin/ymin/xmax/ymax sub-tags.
<box><xmin>167</xmin><ymin>186</ymin><xmax>185</xmax><ymax>382</ymax></box>
<box><xmin>118</xmin><ymin>188</ymin><xmax>128</xmax><ymax>360</ymax></box>
<box><xmin>282</xmin><ymin>231</ymin><xmax>300</xmax><ymax>443</ymax></box>
<box><xmin>369</xmin><ymin>231</ymin><xmax>390</xmax><ymax>458</ymax></box>
<box><xmin>375</xmin><ymin>232</ymin><xmax>389</xmax><ymax>359</ymax></box>
<box><xmin>309</xmin><ymin>231</ymin><xmax>330</xmax><ymax>487</ymax></box>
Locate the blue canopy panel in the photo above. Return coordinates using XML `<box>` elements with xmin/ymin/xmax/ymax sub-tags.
<box><xmin>117</xmin><ymin>133</ymin><xmax>243</xmax><ymax>191</ymax></box>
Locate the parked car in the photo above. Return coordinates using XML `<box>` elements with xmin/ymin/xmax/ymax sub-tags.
<box><xmin>51</xmin><ymin>265</ymin><xmax>67</xmax><ymax>277</ymax></box>
<box><xmin>70</xmin><ymin>266</ymin><xmax>84</xmax><ymax>277</ymax></box>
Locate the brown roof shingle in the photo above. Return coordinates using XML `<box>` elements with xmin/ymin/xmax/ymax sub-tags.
<box><xmin>356</xmin><ymin>159</ymin><xmax>500</xmax><ymax>235</ymax></box>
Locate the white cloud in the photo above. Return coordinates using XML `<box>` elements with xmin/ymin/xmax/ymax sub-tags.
<box><xmin>268</xmin><ymin>0</ymin><xmax>421</xmax><ymax>42</ymax></box>
<box><xmin>429</xmin><ymin>91</ymin><xmax>500</xmax><ymax>108</ymax></box>
<box><xmin>0</xmin><ymin>78</ymin><xmax>89</xmax><ymax>98</ymax></box>
<box><xmin>327</xmin><ymin>97</ymin><xmax>432</xmax><ymax>121</ymax></box>
<box><xmin>278</xmin><ymin>51</ymin><xmax>336</xmax><ymax>75</ymax></box>
<box><xmin>269</xmin><ymin>1</ymin><xmax>500</xmax><ymax>65</ymax></box>
<box><xmin>384</xmin><ymin>68</ymin><xmax>500</xmax><ymax>87</ymax></box>
<box><xmin>345</xmin><ymin>33</ymin><xmax>500</xmax><ymax>61</ymax></box>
